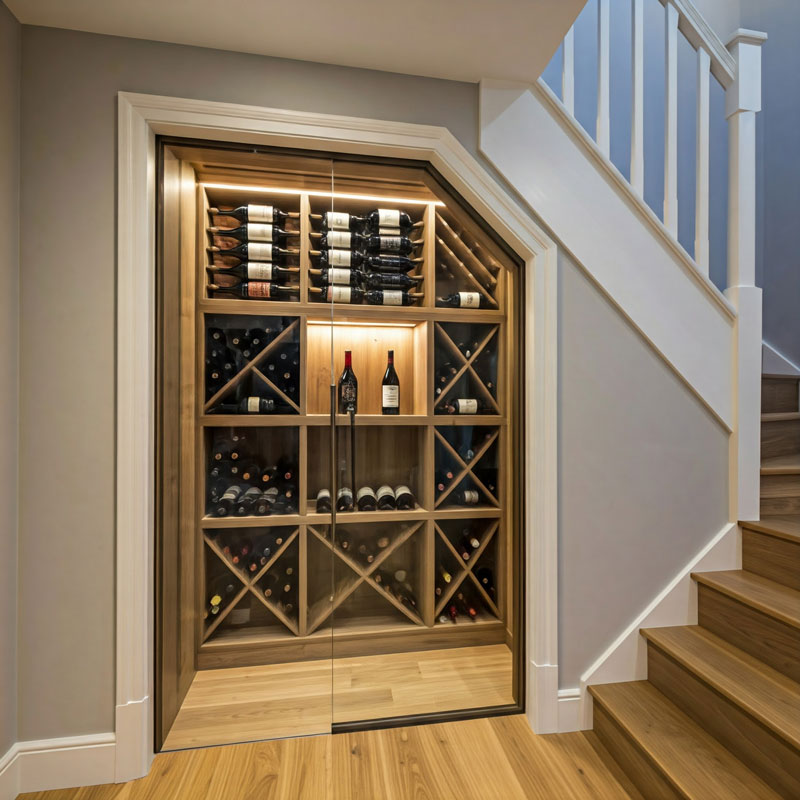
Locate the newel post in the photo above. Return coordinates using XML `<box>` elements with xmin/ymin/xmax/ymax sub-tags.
<box><xmin>725</xmin><ymin>29</ymin><xmax>767</xmax><ymax>522</ymax></box>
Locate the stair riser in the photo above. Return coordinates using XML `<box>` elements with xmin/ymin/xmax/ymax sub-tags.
<box><xmin>762</xmin><ymin>379</ymin><xmax>800</xmax><ymax>415</ymax></box>
<box><xmin>592</xmin><ymin>702</ymin><xmax>682</xmax><ymax>800</ymax></box>
<box><xmin>761</xmin><ymin>419</ymin><xmax>800</xmax><ymax>460</ymax></box>
<box><xmin>743</xmin><ymin>530</ymin><xmax>800</xmax><ymax>591</ymax></box>
<box><xmin>646</xmin><ymin>643</ymin><xmax>800</xmax><ymax>799</ymax></box>
<box><xmin>698</xmin><ymin>584</ymin><xmax>800</xmax><ymax>683</ymax></box>
<box><xmin>761</xmin><ymin>496</ymin><xmax>800</xmax><ymax>515</ymax></box>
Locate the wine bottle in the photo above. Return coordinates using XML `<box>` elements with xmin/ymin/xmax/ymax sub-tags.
<box><xmin>452</xmin><ymin>488</ymin><xmax>480</xmax><ymax>506</ymax></box>
<box><xmin>311</xmin><ymin>229</ymin><xmax>366</xmax><ymax>249</ymax></box>
<box><xmin>337</xmin><ymin>350</ymin><xmax>358</xmax><ymax>413</ymax></box>
<box><xmin>394</xmin><ymin>485</ymin><xmax>415</xmax><ymax>510</ymax></box>
<box><xmin>456</xmin><ymin>592</ymin><xmax>478</xmax><ymax>620</ymax></box>
<box><xmin>356</xmin><ymin>486</ymin><xmax>377</xmax><ymax>511</ymax></box>
<box><xmin>238</xmin><ymin>461</ymin><xmax>262</xmax><ymax>482</ymax></box>
<box><xmin>206</xmin><ymin>263</ymin><xmax>298</xmax><ymax>282</ymax></box>
<box><xmin>208</xmin><ymin>224</ymin><xmax>299</xmax><ymax>244</ymax></box>
<box><xmin>309</xmin><ymin>267</ymin><xmax>365</xmax><ymax>286</ymax></box>
<box><xmin>211</xmin><ymin>436</ymin><xmax>240</xmax><ymax>462</ymax></box>
<box><xmin>455</xmin><ymin>338</ymin><xmax>481</xmax><ymax>359</ymax></box>
<box><xmin>314</xmin><ymin>210</ymin><xmax>367</xmax><ymax>232</ymax></box>
<box><xmin>364</xmin><ymin>272</ymin><xmax>422</xmax><ymax>290</ymax></box>
<box><xmin>336</xmin><ymin>486</ymin><xmax>354</xmax><ymax>512</ymax></box>
<box><xmin>315</xmin><ymin>488</ymin><xmax>332</xmax><ymax>513</ymax></box>
<box><xmin>207</xmin><ymin>327</ymin><xmax>226</xmax><ymax>345</ymax></box>
<box><xmin>433</xmin><ymin>362</ymin><xmax>458</xmax><ymax>396</ymax></box>
<box><xmin>310</xmin><ymin>248</ymin><xmax>365</xmax><ymax>268</ymax></box>
<box><xmin>476</xmin><ymin>567</ymin><xmax>495</xmax><ymax>597</ymax></box>
<box><xmin>312</xmin><ymin>285</ymin><xmax>364</xmax><ymax>304</ymax></box>
<box><xmin>436</xmin><ymin>566</ymin><xmax>453</xmax><ymax>595</ymax></box>
<box><xmin>253</xmin><ymin>491</ymin><xmax>272</xmax><ymax>516</ymax></box>
<box><xmin>236</xmin><ymin>486</ymin><xmax>263</xmax><ymax>516</ymax></box>
<box><xmin>438</xmin><ymin>398</ymin><xmax>490</xmax><ymax>415</ymax></box>
<box><xmin>209</xmin><ymin>282</ymin><xmax>299</xmax><ymax>301</ymax></box>
<box><xmin>207</xmin><ymin>242</ymin><xmax>298</xmax><ymax>263</ymax></box>
<box><xmin>435</xmin><ymin>468</ymin><xmax>454</xmax><ymax>493</ymax></box>
<box><xmin>361</xmin><ymin>234</ymin><xmax>420</xmax><ymax>255</ymax></box>
<box><xmin>207</xmin><ymin>574</ymin><xmax>237</xmax><ymax>610</ymax></box>
<box><xmin>458</xmin><ymin>531</ymin><xmax>481</xmax><ymax>559</ymax></box>
<box><xmin>213</xmin><ymin>484</ymin><xmax>245</xmax><ymax>517</ymax></box>
<box><xmin>381</xmin><ymin>350</ymin><xmax>400</xmax><ymax>415</ymax></box>
<box><xmin>376</xmin><ymin>485</ymin><xmax>396</xmax><ymax>511</ymax></box>
<box><xmin>448</xmin><ymin>604</ymin><xmax>459</xmax><ymax>623</ymax></box>
<box><xmin>212</xmin><ymin>397</ymin><xmax>278</xmax><ymax>415</ymax></box>
<box><xmin>363</xmin><ymin>209</ymin><xmax>416</xmax><ymax>234</ymax></box>
<box><xmin>363</xmin><ymin>254</ymin><xmax>421</xmax><ymax>273</ymax></box>
<box><xmin>208</xmin><ymin>204</ymin><xmax>294</xmax><ymax>225</ymax></box>
<box><xmin>365</xmin><ymin>289</ymin><xmax>422</xmax><ymax>306</ymax></box>
<box><xmin>436</xmin><ymin>292</ymin><xmax>490</xmax><ymax>309</ymax></box>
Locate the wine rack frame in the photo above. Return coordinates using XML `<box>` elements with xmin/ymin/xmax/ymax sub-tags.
<box><xmin>167</xmin><ymin>150</ymin><xmax>522</xmax><ymax>672</ymax></box>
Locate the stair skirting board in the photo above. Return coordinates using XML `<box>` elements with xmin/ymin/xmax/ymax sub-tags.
<box><xmin>0</xmin><ymin>732</ymin><xmax>116</xmax><ymax>799</ymax></box>
<box><xmin>565</xmin><ymin>521</ymin><xmax>739</xmax><ymax>731</ymax></box>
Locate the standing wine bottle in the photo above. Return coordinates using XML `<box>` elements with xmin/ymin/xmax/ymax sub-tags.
<box><xmin>208</xmin><ymin>224</ymin><xmax>299</xmax><ymax>244</ymax></box>
<box><xmin>381</xmin><ymin>350</ymin><xmax>400</xmax><ymax>415</ymax></box>
<box><xmin>436</xmin><ymin>292</ymin><xmax>490</xmax><ymax>309</ymax></box>
<box><xmin>364</xmin><ymin>272</ymin><xmax>422</xmax><ymax>290</ymax></box>
<box><xmin>309</xmin><ymin>267</ymin><xmax>365</xmax><ymax>286</ymax></box>
<box><xmin>209</xmin><ymin>204</ymin><xmax>293</xmax><ymax>225</ymax></box>
<box><xmin>212</xmin><ymin>397</ymin><xmax>277</xmax><ymax>415</ymax></box>
<box><xmin>206</xmin><ymin>263</ymin><xmax>297</xmax><ymax>282</ymax></box>
<box><xmin>209</xmin><ymin>282</ymin><xmax>299</xmax><ymax>301</ymax></box>
<box><xmin>336</xmin><ymin>486</ymin><xmax>354</xmax><ymax>512</ymax></box>
<box><xmin>356</xmin><ymin>486</ymin><xmax>377</xmax><ymax>511</ymax></box>
<box><xmin>394</xmin><ymin>485</ymin><xmax>415</xmax><ymax>510</ymax></box>
<box><xmin>364</xmin><ymin>289</ymin><xmax>421</xmax><ymax>306</ymax></box>
<box><xmin>315</xmin><ymin>488</ymin><xmax>332</xmax><ymax>514</ymax></box>
<box><xmin>376</xmin><ymin>485</ymin><xmax>396</xmax><ymax>511</ymax></box>
<box><xmin>337</xmin><ymin>350</ymin><xmax>358</xmax><ymax>413</ymax></box>
<box><xmin>207</xmin><ymin>242</ymin><xmax>297</xmax><ymax>263</ymax></box>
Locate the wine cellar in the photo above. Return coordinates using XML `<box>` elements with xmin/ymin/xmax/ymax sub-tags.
<box><xmin>157</xmin><ymin>142</ymin><xmax>524</xmax><ymax>747</ymax></box>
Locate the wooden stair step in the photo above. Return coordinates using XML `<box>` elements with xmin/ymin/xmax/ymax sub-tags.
<box><xmin>761</xmin><ymin>455</ymin><xmax>800</xmax><ymax>475</ymax></box>
<box><xmin>760</xmin><ymin>474</ymin><xmax>800</xmax><ymax>516</ymax></box>
<box><xmin>762</xmin><ymin>376</ymin><xmax>799</xmax><ymax>415</ymax></box>
<box><xmin>742</xmin><ymin>515</ymin><xmax>800</xmax><ymax>544</ymax></box>
<box><xmin>762</xmin><ymin>412</ymin><xmax>800</xmax><ymax>422</ymax></box>
<box><xmin>589</xmin><ymin>681</ymin><xmax>781</xmax><ymax>799</ymax></box>
<box><xmin>693</xmin><ymin>570</ymin><xmax>800</xmax><ymax>683</ymax></box>
<box><xmin>761</xmin><ymin>414</ymin><xmax>800</xmax><ymax>460</ymax></box>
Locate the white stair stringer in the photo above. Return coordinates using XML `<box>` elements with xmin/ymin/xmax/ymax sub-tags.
<box><xmin>479</xmin><ymin>79</ymin><xmax>735</xmax><ymax>429</ymax></box>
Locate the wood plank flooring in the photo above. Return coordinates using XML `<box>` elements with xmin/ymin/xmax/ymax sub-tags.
<box><xmin>19</xmin><ymin>716</ymin><xmax>635</xmax><ymax>800</ymax></box>
<box><xmin>163</xmin><ymin>644</ymin><xmax>514</xmax><ymax>750</ymax></box>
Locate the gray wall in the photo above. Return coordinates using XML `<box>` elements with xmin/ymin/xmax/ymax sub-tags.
<box><xmin>558</xmin><ymin>256</ymin><xmax>729</xmax><ymax>686</ymax></box>
<box><xmin>0</xmin><ymin>0</ymin><xmax>19</xmax><ymax>759</ymax></box>
<box><xmin>17</xmin><ymin>24</ymin><xmax>732</xmax><ymax>738</ymax></box>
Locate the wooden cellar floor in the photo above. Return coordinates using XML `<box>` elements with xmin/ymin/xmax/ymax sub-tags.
<box><xmin>162</xmin><ymin>644</ymin><xmax>514</xmax><ymax>751</ymax></box>
<box><xmin>22</xmin><ymin>716</ymin><xmax>636</xmax><ymax>800</ymax></box>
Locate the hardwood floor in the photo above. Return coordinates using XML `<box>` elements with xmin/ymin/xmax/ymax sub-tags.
<box><xmin>163</xmin><ymin>644</ymin><xmax>514</xmax><ymax>750</ymax></box>
<box><xmin>20</xmin><ymin>716</ymin><xmax>635</xmax><ymax>800</ymax></box>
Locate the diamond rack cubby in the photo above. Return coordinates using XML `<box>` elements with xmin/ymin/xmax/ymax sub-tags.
<box><xmin>160</xmin><ymin>147</ymin><xmax>521</xmax><ymax>675</ymax></box>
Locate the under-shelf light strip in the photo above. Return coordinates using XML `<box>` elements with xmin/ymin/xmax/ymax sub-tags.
<box><xmin>201</xmin><ymin>182</ymin><xmax>444</xmax><ymax>207</ymax></box>
<box><xmin>307</xmin><ymin>320</ymin><xmax>416</xmax><ymax>328</ymax></box>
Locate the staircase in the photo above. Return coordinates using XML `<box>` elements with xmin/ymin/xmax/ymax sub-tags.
<box><xmin>589</xmin><ymin>373</ymin><xmax>800</xmax><ymax>798</ymax></box>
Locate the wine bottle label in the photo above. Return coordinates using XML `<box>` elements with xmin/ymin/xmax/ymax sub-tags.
<box><xmin>455</xmin><ymin>398</ymin><xmax>479</xmax><ymax>414</ymax></box>
<box><xmin>381</xmin><ymin>290</ymin><xmax>404</xmax><ymax>306</ymax></box>
<box><xmin>246</xmin><ymin>223</ymin><xmax>274</xmax><ymax>242</ymax></box>
<box><xmin>328</xmin><ymin>268</ymin><xmax>352</xmax><ymax>285</ymax></box>
<box><xmin>378</xmin><ymin>209</ymin><xmax>401</xmax><ymax>228</ymax></box>
<box><xmin>382</xmin><ymin>385</ymin><xmax>399</xmax><ymax>407</ymax></box>
<box><xmin>458</xmin><ymin>292</ymin><xmax>481</xmax><ymax>308</ymax></box>
<box><xmin>378</xmin><ymin>236</ymin><xmax>402</xmax><ymax>251</ymax></box>
<box><xmin>341</xmin><ymin>383</ymin><xmax>357</xmax><ymax>403</ymax></box>
<box><xmin>245</xmin><ymin>281</ymin><xmax>273</xmax><ymax>298</ymax></box>
<box><xmin>327</xmin><ymin>286</ymin><xmax>351</xmax><ymax>303</ymax></box>
<box><xmin>463</xmin><ymin>490</ymin><xmax>480</xmax><ymax>504</ymax></box>
<box><xmin>247</xmin><ymin>204</ymin><xmax>273</xmax><ymax>222</ymax></box>
<box><xmin>246</xmin><ymin>262</ymin><xmax>273</xmax><ymax>280</ymax></box>
<box><xmin>394</xmin><ymin>485</ymin><xmax>412</xmax><ymax>499</ymax></box>
<box><xmin>316</xmin><ymin>489</ymin><xmax>331</xmax><ymax>500</ymax></box>
<box><xmin>246</xmin><ymin>397</ymin><xmax>261</xmax><ymax>413</ymax></box>
<box><xmin>376</xmin><ymin>485</ymin><xmax>395</xmax><ymax>500</ymax></box>
<box><xmin>336</xmin><ymin>487</ymin><xmax>353</xmax><ymax>499</ymax></box>
<box><xmin>326</xmin><ymin>230</ymin><xmax>351</xmax><ymax>248</ymax></box>
<box><xmin>356</xmin><ymin>487</ymin><xmax>377</xmax><ymax>501</ymax></box>
<box><xmin>328</xmin><ymin>249</ymin><xmax>352</xmax><ymax>267</ymax></box>
<box><xmin>247</xmin><ymin>242</ymin><xmax>273</xmax><ymax>261</ymax></box>
<box><xmin>326</xmin><ymin>211</ymin><xmax>350</xmax><ymax>230</ymax></box>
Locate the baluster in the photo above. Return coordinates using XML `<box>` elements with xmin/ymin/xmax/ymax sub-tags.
<box><xmin>631</xmin><ymin>0</ymin><xmax>644</xmax><ymax>195</ymax></box>
<box><xmin>694</xmin><ymin>47</ymin><xmax>711</xmax><ymax>274</ymax></box>
<box><xmin>597</xmin><ymin>0</ymin><xmax>611</xmax><ymax>155</ymax></box>
<box><xmin>664</xmin><ymin>1</ymin><xmax>679</xmax><ymax>235</ymax></box>
<box><xmin>562</xmin><ymin>26</ymin><xmax>575</xmax><ymax>115</ymax></box>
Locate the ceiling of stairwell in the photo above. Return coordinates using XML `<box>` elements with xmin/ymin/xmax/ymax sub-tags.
<box><xmin>7</xmin><ymin>0</ymin><xmax>586</xmax><ymax>84</ymax></box>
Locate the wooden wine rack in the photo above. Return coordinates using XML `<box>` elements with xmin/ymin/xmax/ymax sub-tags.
<box><xmin>159</xmin><ymin>145</ymin><xmax>521</xmax><ymax>675</ymax></box>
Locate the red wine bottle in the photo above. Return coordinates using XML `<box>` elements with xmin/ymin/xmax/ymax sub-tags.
<box><xmin>212</xmin><ymin>397</ymin><xmax>278</xmax><ymax>414</ymax></box>
<box><xmin>363</xmin><ymin>254</ymin><xmax>420</xmax><ymax>273</ymax></box>
<box><xmin>364</xmin><ymin>272</ymin><xmax>422</xmax><ymax>290</ymax></box>
<box><xmin>362</xmin><ymin>234</ymin><xmax>420</xmax><ymax>255</ymax></box>
<box><xmin>363</xmin><ymin>209</ymin><xmax>415</xmax><ymax>234</ymax></box>
<box><xmin>356</xmin><ymin>486</ymin><xmax>378</xmax><ymax>511</ymax></box>
<box><xmin>315</xmin><ymin>488</ymin><xmax>332</xmax><ymax>513</ymax></box>
<box><xmin>315</xmin><ymin>211</ymin><xmax>368</xmax><ymax>232</ymax></box>
<box><xmin>312</xmin><ymin>229</ymin><xmax>366</xmax><ymax>249</ymax></box>
<box><xmin>438</xmin><ymin>398</ymin><xmax>490</xmax><ymax>415</ymax></box>
<box><xmin>336</xmin><ymin>486</ymin><xmax>354</xmax><ymax>512</ymax></box>
<box><xmin>365</xmin><ymin>289</ymin><xmax>421</xmax><ymax>306</ymax></box>
<box><xmin>394</xmin><ymin>485</ymin><xmax>415</xmax><ymax>510</ymax></box>
<box><xmin>337</xmin><ymin>350</ymin><xmax>358</xmax><ymax>413</ymax></box>
<box><xmin>436</xmin><ymin>292</ymin><xmax>490</xmax><ymax>309</ymax></box>
<box><xmin>209</xmin><ymin>204</ymin><xmax>293</xmax><ymax>224</ymax></box>
<box><xmin>435</xmin><ymin>469</ymin><xmax>454</xmax><ymax>494</ymax></box>
<box><xmin>310</xmin><ymin>248</ymin><xmax>366</xmax><ymax>268</ymax></box>
<box><xmin>207</xmin><ymin>242</ymin><xmax>297</xmax><ymax>263</ymax></box>
<box><xmin>312</xmin><ymin>285</ymin><xmax>363</xmax><ymax>304</ymax></box>
<box><xmin>209</xmin><ymin>282</ymin><xmax>299</xmax><ymax>300</ymax></box>
<box><xmin>376</xmin><ymin>485</ymin><xmax>396</xmax><ymax>511</ymax></box>
<box><xmin>381</xmin><ymin>350</ymin><xmax>400</xmax><ymax>415</ymax></box>
<box><xmin>206</xmin><ymin>263</ymin><xmax>297</xmax><ymax>282</ymax></box>
<box><xmin>309</xmin><ymin>267</ymin><xmax>365</xmax><ymax>286</ymax></box>
<box><xmin>208</xmin><ymin>224</ymin><xmax>299</xmax><ymax>244</ymax></box>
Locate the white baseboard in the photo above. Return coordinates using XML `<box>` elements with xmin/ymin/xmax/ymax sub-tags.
<box><xmin>763</xmin><ymin>341</ymin><xmax>800</xmax><ymax>376</ymax></box>
<box><xmin>561</xmin><ymin>521</ymin><xmax>739</xmax><ymax>731</ymax></box>
<box><xmin>115</xmin><ymin>696</ymin><xmax>153</xmax><ymax>783</ymax></box>
<box><xmin>0</xmin><ymin>733</ymin><xmax>116</xmax><ymax>798</ymax></box>
<box><xmin>527</xmin><ymin>661</ymin><xmax>559</xmax><ymax>734</ymax></box>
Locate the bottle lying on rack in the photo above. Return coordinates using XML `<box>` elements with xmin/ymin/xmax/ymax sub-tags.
<box><xmin>311</xmin><ymin>209</ymin><xmax>422</xmax><ymax>235</ymax></box>
<box><xmin>310</xmin><ymin>248</ymin><xmax>366</xmax><ymax>268</ymax></box>
<box><xmin>435</xmin><ymin>566</ymin><xmax>453</xmax><ymax>596</ymax></box>
<box><xmin>436</xmin><ymin>292</ymin><xmax>491</xmax><ymax>309</ymax></box>
<box><xmin>451</xmin><ymin>488</ymin><xmax>481</xmax><ymax>506</ymax></box>
<box><xmin>458</xmin><ymin>531</ymin><xmax>481</xmax><ymax>560</ymax></box>
<box><xmin>235</xmin><ymin>486</ymin><xmax>265</xmax><ymax>516</ymax></box>
<box><xmin>336</xmin><ymin>486</ymin><xmax>354</xmax><ymax>512</ymax></box>
<box><xmin>381</xmin><ymin>350</ymin><xmax>399</xmax><ymax>415</ymax></box>
<box><xmin>311</xmin><ymin>231</ymin><xmax>420</xmax><ymax>255</ymax></box>
<box><xmin>315</xmin><ymin>488</ymin><xmax>332</xmax><ymax>513</ymax></box>
<box><xmin>435</xmin><ymin>468</ymin><xmax>455</xmax><ymax>494</ymax></box>
<box><xmin>433</xmin><ymin>363</ymin><xmax>458</xmax><ymax>396</ymax></box>
<box><xmin>436</xmin><ymin>398</ymin><xmax>492</xmax><ymax>415</ymax></box>
<box><xmin>210</xmin><ymin>397</ymin><xmax>285</xmax><ymax>415</ymax></box>
<box><xmin>395</xmin><ymin>485</ymin><xmax>415</xmax><ymax>510</ymax></box>
<box><xmin>455</xmin><ymin>591</ymin><xmax>479</xmax><ymax>620</ymax></box>
<box><xmin>207</xmin><ymin>574</ymin><xmax>238</xmax><ymax>617</ymax></box>
<box><xmin>310</xmin><ymin>286</ymin><xmax>423</xmax><ymax>306</ymax></box>
<box><xmin>356</xmin><ymin>486</ymin><xmax>377</xmax><ymax>512</ymax></box>
<box><xmin>209</xmin><ymin>282</ymin><xmax>299</xmax><ymax>301</ymax></box>
<box><xmin>364</xmin><ymin>272</ymin><xmax>422</xmax><ymax>290</ymax></box>
<box><xmin>476</xmin><ymin>566</ymin><xmax>495</xmax><ymax>598</ymax></box>
<box><xmin>376</xmin><ymin>485</ymin><xmax>396</xmax><ymax>511</ymax></box>
<box><xmin>208</xmin><ymin>204</ymin><xmax>297</xmax><ymax>225</ymax></box>
<box><xmin>208</xmin><ymin>224</ymin><xmax>300</xmax><ymax>245</ymax></box>
<box><xmin>206</xmin><ymin>263</ymin><xmax>299</xmax><ymax>282</ymax></box>
<box><xmin>455</xmin><ymin>337</ymin><xmax>481</xmax><ymax>359</ymax></box>
<box><xmin>310</xmin><ymin>251</ymin><xmax>422</xmax><ymax>274</ymax></box>
<box><xmin>207</xmin><ymin>242</ymin><xmax>299</xmax><ymax>263</ymax></box>
<box><xmin>213</xmin><ymin>484</ymin><xmax>246</xmax><ymax>517</ymax></box>
<box><xmin>309</xmin><ymin>267</ymin><xmax>364</xmax><ymax>286</ymax></box>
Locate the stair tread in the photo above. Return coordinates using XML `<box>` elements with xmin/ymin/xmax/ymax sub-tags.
<box><xmin>692</xmin><ymin>570</ymin><xmax>800</xmax><ymax>628</ymax></box>
<box><xmin>762</xmin><ymin>412</ymin><xmax>800</xmax><ymax>422</ymax></box>
<box><xmin>589</xmin><ymin>681</ymin><xmax>781</xmax><ymax>799</ymax></box>
<box><xmin>742</xmin><ymin>515</ymin><xmax>800</xmax><ymax>543</ymax></box>
<box><xmin>641</xmin><ymin>625</ymin><xmax>800</xmax><ymax>750</ymax></box>
<box><xmin>761</xmin><ymin>455</ymin><xmax>800</xmax><ymax>475</ymax></box>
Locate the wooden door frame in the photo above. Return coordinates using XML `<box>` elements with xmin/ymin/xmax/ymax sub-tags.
<box><xmin>116</xmin><ymin>91</ymin><xmax>559</xmax><ymax>781</ymax></box>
